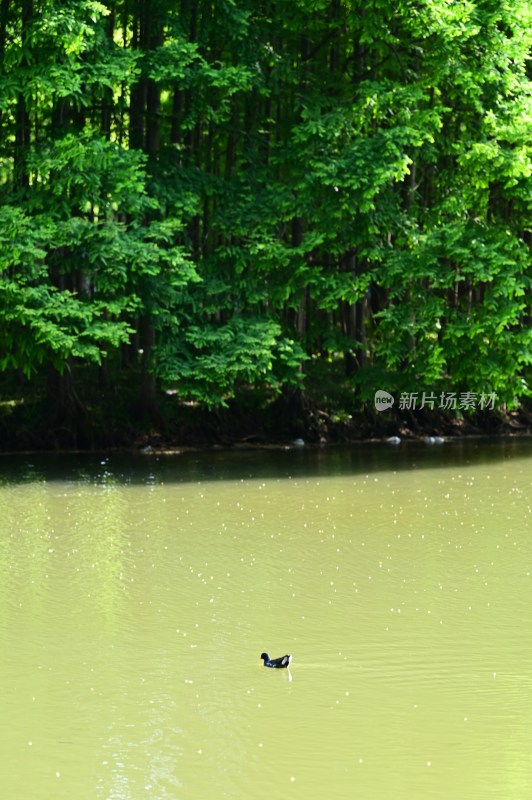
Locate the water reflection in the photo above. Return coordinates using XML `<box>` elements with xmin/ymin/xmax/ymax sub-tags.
<box><xmin>0</xmin><ymin>437</ymin><xmax>531</xmax><ymax>486</ymax></box>
<box><xmin>0</xmin><ymin>441</ymin><xmax>531</xmax><ymax>799</ymax></box>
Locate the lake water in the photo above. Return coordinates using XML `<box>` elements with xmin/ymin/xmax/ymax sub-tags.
<box><xmin>1</xmin><ymin>439</ymin><xmax>531</xmax><ymax>799</ymax></box>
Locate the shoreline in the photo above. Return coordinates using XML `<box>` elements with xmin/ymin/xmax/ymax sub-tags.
<box><xmin>1</xmin><ymin>428</ymin><xmax>530</xmax><ymax>459</ymax></box>
<box><xmin>1</xmin><ymin>390</ymin><xmax>530</xmax><ymax>455</ymax></box>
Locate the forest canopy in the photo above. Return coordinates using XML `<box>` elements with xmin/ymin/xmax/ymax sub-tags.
<box><xmin>0</xmin><ymin>0</ymin><xmax>530</xmax><ymax>444</ymax></box>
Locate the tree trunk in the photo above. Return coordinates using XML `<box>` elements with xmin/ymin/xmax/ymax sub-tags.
<box><xmin>138</xmin><ymin>315</ymin><xmax>161</xmax><ymax>422</ymax></box>
<box><xmin>145</xmin><ymin>9</ymin><xmax>163</xmax><ymax>156</ymax></box>
<box><xmin>129</xmin><ymin>10</ymin><xmax>145</xmax><ymax>150</ymax></box>
<box><xmin>14</xmin><ymin>0</ymin><xmax>33</xmax><ymax>190</ymax></box>
<box><xmin>45</xmin><ymin>364</ymin><xmax>91</xmax><ymax>449</ymax></box>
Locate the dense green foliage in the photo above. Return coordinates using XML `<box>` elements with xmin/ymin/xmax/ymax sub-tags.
<box><xmin>0</xmin><ymin>0</ymin><xmax>530</xmax><ymax>442</ymax></box>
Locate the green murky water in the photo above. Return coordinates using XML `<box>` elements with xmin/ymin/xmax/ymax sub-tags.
<box><xmin>1</xmin><ymin>440</ymin><xmax>531</xmax><ymax>799</ymax></box>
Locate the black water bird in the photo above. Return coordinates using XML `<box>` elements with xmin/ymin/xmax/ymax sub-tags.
<box><xmin>260</xmin><ymin>652</ymin><xmax>292</xmax><ymax>669</ymax></box>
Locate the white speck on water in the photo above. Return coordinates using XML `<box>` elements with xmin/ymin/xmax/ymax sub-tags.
<box><xmin>290</xmin><ymin>776</ymin><xmax>296</xmax><ymax>782</ymax></box>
